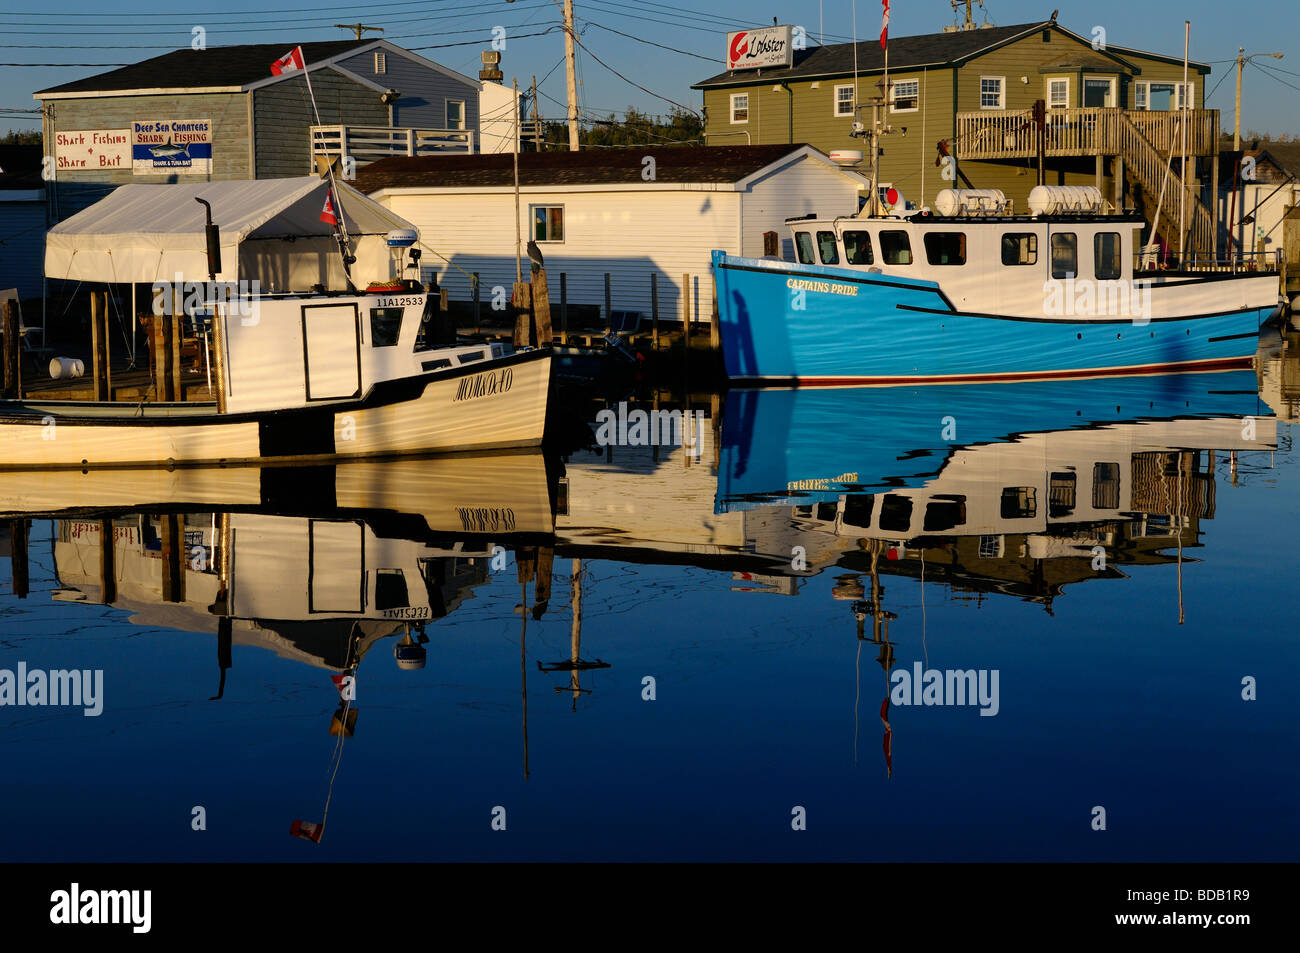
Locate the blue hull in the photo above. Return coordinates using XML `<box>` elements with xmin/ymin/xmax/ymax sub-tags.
<box><xmin>711</xmin><ymin>251</ymin><xmax>1271</xmax><ymax>383</ymax></box>
<box><xmin>717</xmin><ymin>370</ymin><xmax>1267</xmax><ymax>511</ymax></box>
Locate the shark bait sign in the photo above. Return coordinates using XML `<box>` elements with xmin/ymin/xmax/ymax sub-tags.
<box><xmin>131</xmin><ymin>119</ymin><xmax>213</xmax><ymax>174</ymax></box>
<box><xmin>726</xmin><ymin>25</ymin><xmax>794</xmax><ymax>70</ymax></box>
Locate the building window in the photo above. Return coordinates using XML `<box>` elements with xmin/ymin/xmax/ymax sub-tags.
<box><xmin>890</xmin><ymin>79</ymin><xmax>919</xmax><ymax>112</ymax></box>
<box><xmin>795</xmin><ymin>231</ymin><xmax>816</xmax><ymax>264</ymax></box>
<box><xmin>834</xmin><ymin>84</ymin><xmax>855</xmax><ymax>117</ymax></box>
<box><xmin>530</xmin><ymin>204</ymin><xmax>564</xmax><ymax>242</ymax></box>
<box><xmin>1093</xmin><ymin>462</ymin><xmax>1120</xmax><ymax>509</ymax></box>
<box><xmin>1048</xmin><ymin>472</ymin><xmax>1076</xmax><ymax>518</ymax></box>
<box><xmin>1000</xmin><ymin>486</ymin><xmax>1037</xmax><ymax>520</ymax></box>
<box><xmin>374</xmin><ymin>52</ymin><xmax>387</xmax><ymax>75</ymax></box>
<box><xmin>1083</xmin><ymin>77</ymin><xmax>1115</xmax><ymax>108</ymax></box>
<box><xmin>816</xmin><ymin>231</ymin><xmax>840</xmax><ymax>264</ymax></box>
<box><xmin>446</xmin><ymin>99</ymin><xmax>465</xmax><ymax>130</ymax></box>
<box><xmin>1135</xmin><ymin>81</ymin><xmax>1194</xmax><ymax>111</ymax></box>
<box><xmin>879</xmin><ymin>230</ymin><xmax>912</xmax><ymax>265</ymax></box>
<box><xmin>1047</xmin><ymin>77</ymin><xmax>1069</xmax><ymax>109</ymax></box>
<box><xmin>843</xmin><ymin>230</ymin><xmax>874</xmax><ymax>265</ymax></box>
<box><xmin>924</xmin><ymin>232</ymin><xmax>967</xmax><ymax>265</ymax></box>
<box><xmin>1050</xmin><ymin>232</ymin><xmax>1077</xmax><ymax>278</ymax></box>
<box><xmin>1001</xmin><ymin>232</ymin><xmax>1038</xmax><ymax>265</ymax></box>
<box><xmin>730</xmin><ymin>93</ymin><xmax>749</xmax><ymax>123</ymax></box>
<box><xmin>979</xmin><ymin>535</ymin><xmax>1004</xmax><ymax>558</ymax></box>
<box><xmin>980</xmin><ymin>76</ymin><xmax>1005</xmax><ymax>109</ymax></box>
<box><xmin>1095</xmin><ymin>232</ymin><xmax>1122</xmax><ymax>280</ymax></box>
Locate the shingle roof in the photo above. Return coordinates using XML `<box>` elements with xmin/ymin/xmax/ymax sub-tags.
<box><xmin>694</xmin><ymin>22</ymin><xmax>1050</xmax><ymax>88</ymax></box>
<box><xmin>353</xmin><ymin>144</ymin><xmax>822</xmax><ymax>192</ymax></box>
<box><xmin>35</xmin><ymin>40</ymin><xmax>372</xmax><ymax>96</ymax></box>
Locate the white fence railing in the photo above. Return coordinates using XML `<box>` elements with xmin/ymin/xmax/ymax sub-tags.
<box><xmin>310</xmin><ymin>125</ymin><xmax>475</xmax><ymax>166</ymax></box>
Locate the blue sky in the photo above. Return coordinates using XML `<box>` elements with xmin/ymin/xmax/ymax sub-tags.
<box><xmin>2</xmin><ymin>0</ymin><xmax>1298</xmax><ymax>137</ymax></box>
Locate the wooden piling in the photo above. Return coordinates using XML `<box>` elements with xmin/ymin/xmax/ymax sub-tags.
<box><xmin>90</xmin><ymin>292</ymin><xmax>106</xmax><ymax>401</ymax></box>
<box><xmin>170</xmin><ymin>292</ymin><xmax>183</xmax><ymax>400</ymax></box>
<box><xmin>512</xmin><ymin>282</ymin><xmax>533</xmax><ymax>347</ymax></box>
<box><xmin>651</xmin><ymin>273</ymin><xmax>659</xmax><ymax>350</ymax></box>
<box><xmin>102</xmin><ymin>292</ymin><xmax>113</xmax><ymax>400</ymax></box>
<box><xmin>160</xmin><ymin>513</ymin><xmax>184</xmax><ymax>603</ymax></box>
<box><xmin>710</xmin><ymin>283</ymin><xmax>720</xmax><ymax>351</ymax></box>
<box><xmin>559</xmin><ymin>272</ymin><xmax>568</xmax><ymax>344</ymax></box>
<box><xmin>531</xmin><ymin>266</ymin><xmax>553</xmax><ymax>346</ymax></box>
<box><xmin>472</xmin><ymin>272</ymin><xmax>481</xmax><ymax>325</ymax></box>
<box><xmin>1</xmin><ymin>299</ymin><xmax>20</xmax><ymax>400</ymax></box>
<box><xmin>8</xmin><ymin>519</ymin><xmax>28</xmax><ymax>599</ymax></box>
<box><xmin>99</xmin><ymin>518</ymin><xmax>117</xmax><ymax>605</ymax></box>
<box><xmin>152</xmin><ymin>310</ymin><xmax>173</xmax><ymax>401</ymax></box>
<box><xmin>604</xmin><ymin>273</ymin><xmax>612</xmax><ymax>330</ymax></box>
<box><xmin>682</xmin><ymin>273</ymin><xmax>692</xmax><ymax>349</ymax></box>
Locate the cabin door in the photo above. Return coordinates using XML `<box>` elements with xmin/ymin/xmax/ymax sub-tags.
<box><xmin>302</xmin><ymin>303</ymin><xmax>361</xmax><ymax>400</ymax></box>
<box><xmin>307</xmin><ymin>519</ymin><xmax>364</xmax><ymax>613</ymax></box>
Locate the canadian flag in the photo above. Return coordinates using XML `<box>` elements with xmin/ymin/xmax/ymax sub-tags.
<box><xmin>881</xmin><ymin>0</ymin><xmax>890</xmax><ymax>51</ymax></box>
<box><xmin>290</xmin><ymin>820</ymin><xmax>324</xmax><ymax>844</ymax></box>
<box><xmin>270</xmin><ymin>46</ymin><xmax>305</xmax><ymax>76</ymax></box>
<box><xmin>320</xmin><ymin>188</ymin><xmax>339</xmax><ymax>226</ymax></box>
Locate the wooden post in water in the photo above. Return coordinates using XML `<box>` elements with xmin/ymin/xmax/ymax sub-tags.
<box><xmin>533</xmin><ymin>545</ymin><xmax>554</xmax><ymax>616</ymax></box>
<box><xmin>604</xmin><ymin>273</ymin><xmax>612</xmax><ymax>331</ymax></box>
<box><xmin>1</xmin><ymin>299</ymin><xmax>20</xmax><ymax>400</ymax></box>
<box><xmin>8</xmin><ymin>519</ymin><xmax>28</xmax><ymax>599</ymax></box>
<box><xmin>682</xmin><ymin>273</ymin><xmax>692</xmax><ymax>350</ymax></box>
<box><xmin>160</xmin><ymin>513</ymin><xmax>184</xmax><ymax>603</ymax></box>
<box><xmin>710</xmin><ymin>283</ymin><xmax>720</xmax><ymax>352</ymax></box>
<box><xmin>512</xmin><ymin>282</ymin><xmax>533</xmax><ymax>347</ymax></box>
<box><xmin>170</xmin><ymin>291</ymin><xmax>183</xmax><ymax>401</ymax></box>
<box><xmin>99</xmin><ymin>518</ymin><xmax>117</xmax><ymax>605</ymax></box>
<box><xmin>650</xmin><ymin>273</ymin><xmax>659</xmax><ymax>350</ymax></box>
<box><xmin>559</xmin><ymin>272</ymin><xmax>568</xmax><ymax>344</ymax></box>
<box><xmin>472</xmin><ymin>272</ymin><xmax>481</xmax><ymax>327</ymax></box>
<box><xmin>531</xmin><ymin>264</ymin><xmax>553</xmax><ymax>347</ymax></box>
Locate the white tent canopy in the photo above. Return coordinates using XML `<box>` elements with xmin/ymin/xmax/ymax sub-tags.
<box><xmin>45</xmin><ymin>176</ymin><xmax>416</xmax><ymax>291</ymax></box>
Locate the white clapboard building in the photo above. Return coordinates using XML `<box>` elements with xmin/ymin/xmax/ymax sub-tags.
<box><xmin>355</xmin><ymin>145</ymin><xmax>870</xmax><ymax>323</ymax></box>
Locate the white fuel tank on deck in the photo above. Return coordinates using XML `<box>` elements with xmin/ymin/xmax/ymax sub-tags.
<box><xmin>1028</xmin><ymin>185</ymin><xmax>1104</xmax><ymax>216</ymax></box>
<box><xmin>934</xmin><ymin>188</ymin><xmax>1006</xmax><ymax>216</ymax></box>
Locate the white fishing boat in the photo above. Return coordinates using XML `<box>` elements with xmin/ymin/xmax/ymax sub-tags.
<box><xmin>2</xmin><ymin>176</ymin><xmax>550</xmax><ymax>467</ymax></box>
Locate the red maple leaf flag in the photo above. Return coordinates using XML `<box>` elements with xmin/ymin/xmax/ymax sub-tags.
<box><xmin>270</xmin><ymin>46</ymin><xmax>305</xmax><ymax>76</ymax></box>
<box><xmin>881</xmin><ymin>0</ymin><xmax>890</xmax><ymax>50</ymax></box>
<box><xmin>320</xmin><ymin>188</ymin><xmax>339</xmax><ymax>226</ymax></box>
<box><xmin>290</xmin><ymin>820</ymin><xmax>324</xmax><ymax>844</ymax></box>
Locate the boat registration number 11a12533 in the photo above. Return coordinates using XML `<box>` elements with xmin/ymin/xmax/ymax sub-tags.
<box><xmin>375</xmin><ymin>296</ymin><xmax>423</xmax><ymax>308</ymax></box>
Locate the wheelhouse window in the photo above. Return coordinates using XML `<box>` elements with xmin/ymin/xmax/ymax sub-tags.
<box><xmin>1048</xmin><ymin>472</ymin><xmax>1077</xmax><ymax>518</ymax></box>
<box><xmin>923</xmin><ymin>495</ymin><xmax>966</xmax><ymax>532</ymax></box>
<box><xmin>843</xmin><ymin>230</ymin><xmax>874</xmax><ymax>265</ymax></box>
<box><xmin>369</xmin><ymin>308</ymin><xmax>404</xmax><ymax>347</ymax></box>
<box><xmin>1093</xmin><ymin>463</ymin><xmax>1120</xmax><ymax>509</ymax></box>
<box><xmin>1050</xmin><ymin>232</ymin><xmax>1077</xmax><ymax>278</ymax></box>
<box><xmin>1047</xmin><ymin>77</ymin><xmax>1069</xmax><ymax>109</ymax></box>
<box><xmin>924</xmin><ymin>231</ymin><xmax>966</xmax><ymax>265</ymax></box>
<box><xmin>980</xmin><ymin>76</ymin><xmax>1005</xmax><ymax>109</ymax></box>
<box><xmin>795</xmin><ymin>231</ymin><xmax>816</xmax><ymax>264</ymax></box>
<box><xmin>530</xmin><ymin>204</ymin><xmax>564</xmax><ymax>242</ymax></box>
<box><xmin>890</xmin><ymin>79</ymin><xmax>919</xmax><ymax>112</ymax></box>
<box><xmin>445</xmin><ymin>99</ymin><xmax>466</xmax><ymax>130</ymax></box>
<box><xmin>879</xmin><ymin>230</ymin><xmax>912</xmax><ymax>265</ymax></box>
<box><xmin>1000</xmin><ymin>486</ymin><xmax>1037</xmax><ymax>520</ymax></box>
<box><xmin>1095</xmin><ymin>232</ymin><xmax>1122</xmax><ymax>280</ymax></box>
<box><xmin>1001</xmin><ymin>232</ymin><xmax>1038</xmax><ymax>265</ymax></box>
<box><xmin>834</xmin><ymin>84</ymin><xmax>855</xmax><ymax>117</ymax></box>
<box><xmin>730</xmin><ymin>93</ymin><xmax>749</xmax><ymax>123</ymax></box>
<box><xmin>816</xmin><ymin>230</ymin><xmax>840</xmax><ymax>264</ymax></box>
<box><xmin>879</xmin><ymin>495</ymin><xmax>914</xmax><ymax>533</ymax></box>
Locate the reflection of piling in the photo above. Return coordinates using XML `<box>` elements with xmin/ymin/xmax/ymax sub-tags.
<box><xmin>1</xmin><ymin>299</ymin><xmax>21</xmax><ymax>400</ymax></box>
<box><xmin>99</xmin><ymin>518</ymin><xmax>116</xmax><ymax>605</ymax></box>
<box><xmin>160</xmin><ymin>514</ymin><xmax>184</xmax><ymax>603</ymax></box>
<box><xmin>8</xmin><ymin>519</ymin><xmax>28</xmax><ymax>599</ymax></box>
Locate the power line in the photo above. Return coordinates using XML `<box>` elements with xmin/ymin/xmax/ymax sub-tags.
<box><xmin>1251</xmin><ymin>60</ymin><xmax>1300</xmax><ymax>94</ymax></box>
<box><xmin>568</xmin><ymin>31</ymin><xmax>699</xmax><ymax>115</ymax></box>
<box><xmin>584</xmin><ymin>21</ymin><xmax>720</xmax><ymax>63</ymax></box>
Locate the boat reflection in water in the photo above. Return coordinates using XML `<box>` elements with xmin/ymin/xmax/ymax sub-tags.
<box><xmin>1</xmin><ymin>350</ymin><xmax>1292</xmax><ymax>854</ymax></box>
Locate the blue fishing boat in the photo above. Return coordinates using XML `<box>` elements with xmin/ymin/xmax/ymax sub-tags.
<box><xmin>712</xmin><ymin>186</ymin><xmax>1285</xmax><ymax>384</ymax></box>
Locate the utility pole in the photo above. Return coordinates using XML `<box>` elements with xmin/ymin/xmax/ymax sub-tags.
<box><xmin>562</xmin><ymin>0</ymin><xmax>580</xmax><ymax>150</ymax></box>
<box><xmin>334</xmin><ymin>23</ymin><xmax>384</xmax><ymax>41</ymax></box>
<box><xmin>1234</xmin><ymin>47</ymin><xmax>1285</xmax><ymax>151</ymax></box>
<box><xmin>531</xmin><ymin>74</ymin><xmax>542</xmax><ymax>152</ymax></box>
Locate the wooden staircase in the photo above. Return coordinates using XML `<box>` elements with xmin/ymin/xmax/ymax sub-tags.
<box><xmin>1115</xmin><ymin>112</ymin><xmax>1215</xmax><ymax>259</ymax></box>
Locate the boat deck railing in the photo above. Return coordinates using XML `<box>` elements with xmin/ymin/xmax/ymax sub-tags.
<box><xmin>1134</xmin><ymin>248</ymin><xmax>1282</xmax><ymax>275</ymax></box>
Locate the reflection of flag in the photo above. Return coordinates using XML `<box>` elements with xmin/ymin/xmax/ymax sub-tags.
<box><xmin>290</xmin><ymin>820</ymin><xmax>324</xmax><ymax>843</ymax></box>
<box><xmin>320</xmin><ymin>189</ymin><xmax>339</xmax><ymax>226</ymax></box>
<box><xmin>880</xmin><ymin>697</ymin><xmax>893</xmax><ymax>777</ymax></box>
<box><xmin>270</xmin><ymin>46</ymin><xmax>305</xmax><ymax>75</ymax></box>
<box><xmin>881</xmin><ymin>0</ymin><xmax>890</xmax><ymax>50</ymax></box>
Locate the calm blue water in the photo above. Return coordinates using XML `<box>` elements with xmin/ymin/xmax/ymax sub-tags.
<box><xmin>1</xmin><ymin>363</ymin><xmax>1297</xmax><ymax>862</ymax></box>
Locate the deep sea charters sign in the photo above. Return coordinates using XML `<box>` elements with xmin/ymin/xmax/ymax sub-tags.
<box><xmin>131</xmin><ymin>119</ymin><xmax>213</xmax><ymax>174</ymax></box>
<box><xmin>0</xmin><ymin>663</ymin><xmax>103</xmax><ymax>716</ymax></box>
<box><xmin>453</xmin><ymin>367</ymin><xmax>513</xmax><ymax>402</ymax></box>
<box><xmin>50</xmin><ymin>884</ymin><xmax>151</xmax><ymax>934</ymax></box>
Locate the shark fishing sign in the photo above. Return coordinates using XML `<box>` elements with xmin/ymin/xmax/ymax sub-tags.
<box><xmin>131</xmin><ymin>118</ymin><xmax>213</xmax><ymax>174</ymax></box>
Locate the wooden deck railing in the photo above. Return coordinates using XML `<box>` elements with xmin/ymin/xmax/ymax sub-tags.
<box><xmin>310</xmin><ymin>125</ymin><xmax>475</xmax><ymax>166</ymax></box>
<box><xmin>955</xmin><ymin>107</ymin><xmax>1219</xmax><ymax>159</ymax></box>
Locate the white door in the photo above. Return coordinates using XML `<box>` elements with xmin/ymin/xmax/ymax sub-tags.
<box><xmin>308</xmin><ymin>520</ymin><xmax>364</xmax><ymax>613</ymax></box>
<box><xmin>302</xmin><ymin>304</ymin><xmax>361</xmax><ymax>400</ymax></box>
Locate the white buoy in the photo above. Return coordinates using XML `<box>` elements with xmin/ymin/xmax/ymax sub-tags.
<box><xmin>49</xmin><ymin>357</ymin><xmax>85</xmax><ymax>379</ymax></box>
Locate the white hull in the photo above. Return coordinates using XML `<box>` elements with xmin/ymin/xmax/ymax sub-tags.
<box><xmin>0</xmin><ymin>350</ymin><xmax>551</xmax><ymax>468</ymax></box>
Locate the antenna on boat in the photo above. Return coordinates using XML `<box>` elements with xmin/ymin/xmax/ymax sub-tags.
<box><xmin>296</xmin><ymin>47</ymin><xmax>357</xmax><ymax>291</ymax></box>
